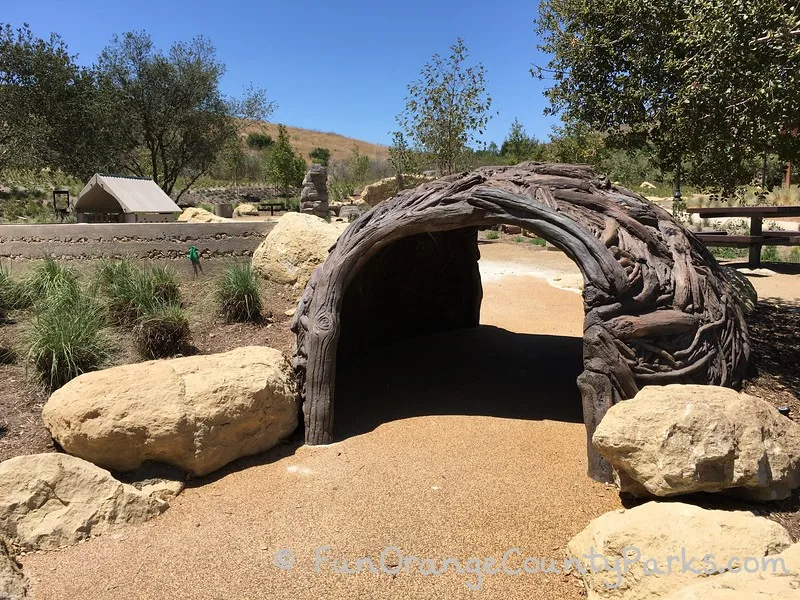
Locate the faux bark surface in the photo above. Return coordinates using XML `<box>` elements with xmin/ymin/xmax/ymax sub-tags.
<box><xmin>292</xmin><ymin>163</ymin><xmax>750</xmax><ymax>481</ymax></box>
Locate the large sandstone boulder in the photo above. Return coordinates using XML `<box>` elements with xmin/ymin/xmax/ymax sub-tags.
<box><xmin>177</xmin><ymin>207</ymin><xmax>229</xmax><ymax>223</ymax></box>
<box><xmin>0</xmin><ymin>538</ymin><xmax>27</xmax><ymax>599</ymax></box>
<box><xmin>593</xmin><ymin>384</ymin><xmax>800</xmax><ymax>501</ymax></box>
<box><xmin>234</xmin><ymin>202</ymin><xmax>259</xmax><ymax>216</ymax></box>
<box><xmin>251</xmin><ymin>212</ymin><xmax>347</xmax><ymax>288</ymax></box>
<box><xmin>665</xmin><ymin>542</ymin><xmax>800</xmax><ymax>599</ymax></box>
<box><xmin>360</xmin><ymin>174</ymin><xmax>434</xmax><ymax>207</ymax></box>
<box><xmin>42</xmin><ymin>347</ymin><xmax>297</xmax><ymax>476</ymax></box>
<box><xmin>566</xmin><ymin>501</ymin><xmax>792</xmax><ymax>600</ymax></box>
<box><xmin>0</xmin><ymin>454</ymin><xmax>166</xmax><ymax>551</ymax></box>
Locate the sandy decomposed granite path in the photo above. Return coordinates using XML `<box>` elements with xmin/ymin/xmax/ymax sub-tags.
<box><xmin>23</xmin><ymin>243</ymin><xmax>621</xmax><ymax>600</ymax></box>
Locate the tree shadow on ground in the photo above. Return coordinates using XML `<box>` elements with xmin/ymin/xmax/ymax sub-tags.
<box><xmin>334</xmin><ymin>325</ymin><xmax>584</xmax><ymax>441</ymax></box>
<box><xmin>743</xmin><ymin>297</ymin><xmax>800</xmax><ymax>414</ymax></box>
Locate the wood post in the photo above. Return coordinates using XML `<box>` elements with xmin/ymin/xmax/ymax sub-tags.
<box><xmin>749</xmin><ymin>216</ymin><xmax>763</xmax><ymax>268</ymax></box>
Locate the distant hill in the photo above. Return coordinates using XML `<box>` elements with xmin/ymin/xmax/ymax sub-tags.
<box><xmin>241</xmin><ymin>122</ymin><xmax>389</xmax><ymax>163</ymax></box>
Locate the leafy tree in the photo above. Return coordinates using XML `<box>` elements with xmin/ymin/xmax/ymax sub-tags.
<box><xmin>388</xmin><ymin>131</ymin><xmax>418</xmax><ymax>189</ymax></box>
<box><xmin>0</xmin><ymin>23</ymin><xmax>123</xmax><ymax>176</ymax></box>
<box><xmin>534</xmin><ymin>0</ymin><xmax>800</xmax><ymax>193</ymax></box>
<box><xmin>265</xmin><ymin>124</ymin><xmax>306</xmax><ymax>195</ymax></box>
<box><xmin>397</xmin><ymin>38</ymin><xmax>494</xmax><ymax>175</ymax></box>
<box><xmin>309</xmin><ymin>147</ymin><xmax>331</xmax><ymax>166</ymax></box>
<box><xmin>97</xmin><ymin>31</ymin><xmax>274</xmax><ymax>200</ymax></box>
<box><xmin>349</xmin><ymin>145</ymin><xmax>370</xmax><ymax>183</ymax></box>
<box><xmin>212</xmin><ymin>137</ymin><xmax>265</xmax><ymax>185</ymax></box>
<box><xmin>545</xmin><ymin>122</ymin><xmax>608</xmax><ymax>166</ymax></box>
<box><xmin>328</xmin><ymin>145</ymin><xmax>380</xmax><ymax>201</ymax></box>
<box><xmin>247</xmin><ymin>132</ymin><xmax>273</xmax><ymax>150</ymax></box>
<box><xmin>500</xmin><ymin>118</ymin><xmax>546</xmax><ymax>163</ymax></box>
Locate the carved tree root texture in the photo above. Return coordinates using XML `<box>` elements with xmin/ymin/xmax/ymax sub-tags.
<box><xmin>292</xmin><ymin>163</ymin><xmax>750</xmax><ymax>481</ymax></box>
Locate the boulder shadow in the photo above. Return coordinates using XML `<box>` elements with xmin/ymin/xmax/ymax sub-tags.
<box><xmin>183</xmin><ymin>437</ymin><xmax>303</xmax><ymax>488</ymax></box>
<box><xmin>334</xmin><ymin>325</ymin><xmax>585</xmax><ymax>441</ymax></box>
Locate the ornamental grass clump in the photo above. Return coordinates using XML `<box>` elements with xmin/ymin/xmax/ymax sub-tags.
<box><xmin>27</xmin><ymin>256</ymin><xmax>77</xmax><ymax>300</ymax></box>
<box><xmin>94</xmin><ymin>260</ymin><xmax>189</xmax><ymax>359</ymax></box>
<box><xmin>215</xmin><ymin>262</ymin><xmax>263</xmax><ymax>322</ymax></box>
<box><xmin>133</xmin><ymin>303</ymin><xmax>191</xmax><ymax>359</ymax></box>
<box><xmin>0</xmin><ymin>263</ymin><xmax>32</xmax><ymax>320</ymax></box>
<box><xmin>26</xmin><ymin>273</ymin><xmax>109</xmax><ymax>389</ymax></box>
<box><xmin>94</xmin><ymin>260</ymin><xmax>181</xmax><ymax>325</ymax></box>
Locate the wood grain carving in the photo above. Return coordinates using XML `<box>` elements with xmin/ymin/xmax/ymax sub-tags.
<box><xmin>292</xmin><ymin>163</ymin><xmax>750</xmax><ymax>481</ymax></box>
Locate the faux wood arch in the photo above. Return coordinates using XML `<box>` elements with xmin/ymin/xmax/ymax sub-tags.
<box><xmin>292</xmin><ymin>163</ymin><xmax>750</xmax><ymax>481</ymax></box>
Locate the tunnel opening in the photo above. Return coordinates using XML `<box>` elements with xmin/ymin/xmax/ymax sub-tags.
<box><xmin>333</xmin><ymin>229</ymin><xmax>586</xmax><ymax>441</ymax></box>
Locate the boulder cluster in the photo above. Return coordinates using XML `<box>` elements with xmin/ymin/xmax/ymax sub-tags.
<box><xmin>567</xmin><ymin>383</ymin><xmax>800</xmax><ymax>599</ymax></box>
<box><xmin>0</xmin><ymin>347</ymin><xmax>298</xmax><ymax>598</ymax></box>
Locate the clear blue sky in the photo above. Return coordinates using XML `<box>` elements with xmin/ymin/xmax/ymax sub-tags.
<box><xmin>5</xmin><ymin>0</ymin><xmax>560</xmax><ymax>147</ymax></box>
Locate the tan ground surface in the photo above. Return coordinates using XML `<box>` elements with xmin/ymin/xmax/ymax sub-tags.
<box><xmin>746</xmin><ymin>269</ymin><xmax>800</xmax><ymax>302</ymax></box>
<box><xmin>22</xmin><ymin>243</ymin><xmax>618</xmax><ymax>600</ymax></box>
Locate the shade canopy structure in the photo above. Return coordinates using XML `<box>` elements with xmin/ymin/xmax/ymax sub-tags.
<box><xmin>292</xmin><ymin>163</ymin><xmax>751</xmax><ymax>481</ymax></box>
<box><xmin>74</xmin><ymin>174</ymin><xmax>181</xmax><ymax>222</ymax></box>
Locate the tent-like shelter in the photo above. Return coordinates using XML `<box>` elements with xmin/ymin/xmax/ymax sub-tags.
<box><xmin>74</xmin><ymin>174</ymin><xmax>182</xmax><ymax>224</ymax></box>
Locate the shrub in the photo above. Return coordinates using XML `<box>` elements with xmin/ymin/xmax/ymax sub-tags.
<box><xmin>26</xmin><ymin>276</ymin><xmax>109</xmax><ymax>389</ymax></box>
<box><xmin>712</xmin><ymin>247</ymin><xmax>748</xmax><ymax>260</ymax></box>
<box><xmin>513</xmin><ymin>236</ymin><xmax>525</xmax><ymax>243</ymax></box>
<box><xmin>133</xmin><ymin>304</ymin><xmax>191</xmax><ymax>359</ymax></box>
<box><xmin>215</xmin><ymin>263</ymin><xmax>263</xmax><ymax>322</ymax></box>
<box><xmin>148</xmin><ymin>264</ymin><xmax>181</xmax><ymax>306</ymax></box>
<box><xmin>484</xmin><ymin>230</ymin><xmax>499</xmax><ymax>240</ymax></box>
<box><xmin>529</xmin><ymin>237</ymin><xmax>547</xmax><ymax>247</ymax></box>
<box><xmin>761</xmin><ymin>245</ymin><xmax>779</xmax><ymax>263</ymax></box>
<box><xmin>283</xmin><ymin>197</ymin><xmax>301</xmax><ymax>212</ymax></box>
<box><xmin>93</xmin><ymin>257</ymin><xmax>134</xmax><ymax>290</ymax></box>
<box><xmin>789</xmin><ymin>247</ymin><xmax>800</xmax><ymax>263</ymax></box>
<box><xmin>247</xmin><ymin>132</ymin><xmax>273</xmax><ymax>150</ymax></box>
<box><xmin>767</xmin><ymin>185</ymin><xmax>800</xmax><ymax>207</ymax></box>
<box><xmin>93</xmin><ymin>260</ymin><xmax>187</xmax><ymax>359</ymax></box>
<box><xmin>309</xmin><ymin>147</ymin><xmax>331</xmax><ymax>166</ymax></box>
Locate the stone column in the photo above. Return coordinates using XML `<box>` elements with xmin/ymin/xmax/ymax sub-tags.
<box><xmin>300</xmin><ymin>165</ymin><xmax>329</xmax><ymax>219</ymax></box>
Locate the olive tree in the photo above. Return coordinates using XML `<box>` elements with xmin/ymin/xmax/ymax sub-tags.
<box><xmin>97</xmin><ymin>31</ymin><xmax>274</xmax><ymax>200</ymax></box>
<box><xmin>0</xmin><ymin>23</ymin><xmax>124</xmax><ymax>176</ymax></box>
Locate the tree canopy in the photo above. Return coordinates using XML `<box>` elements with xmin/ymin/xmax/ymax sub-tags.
<box><xmin>500</xmin><ymin>118</ymin><xmax>546</xmax><ymax>163</ymax></box>
<box><xmin>97</xmin><ymin>31</ymin><xmax>274</xmax><ymax>199</ymax></box>
<box><xmin>535</xmin><ymin>0</ymin><xmax>800</xmax><ymax>191</ymax></box>
<box><xmin>397</xmin><ymin>38</ymin><xmax>493</xmax><ymax>175</ymax></box>
<box><xmin>0</xmin><ymin>23</ymin><xmax>121</xmax><ymax>177</ymax></box>
<box><xmin>265</xmin><ymin>124</ymin><xmax>306</xmax><ymax>195</ymax></box>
